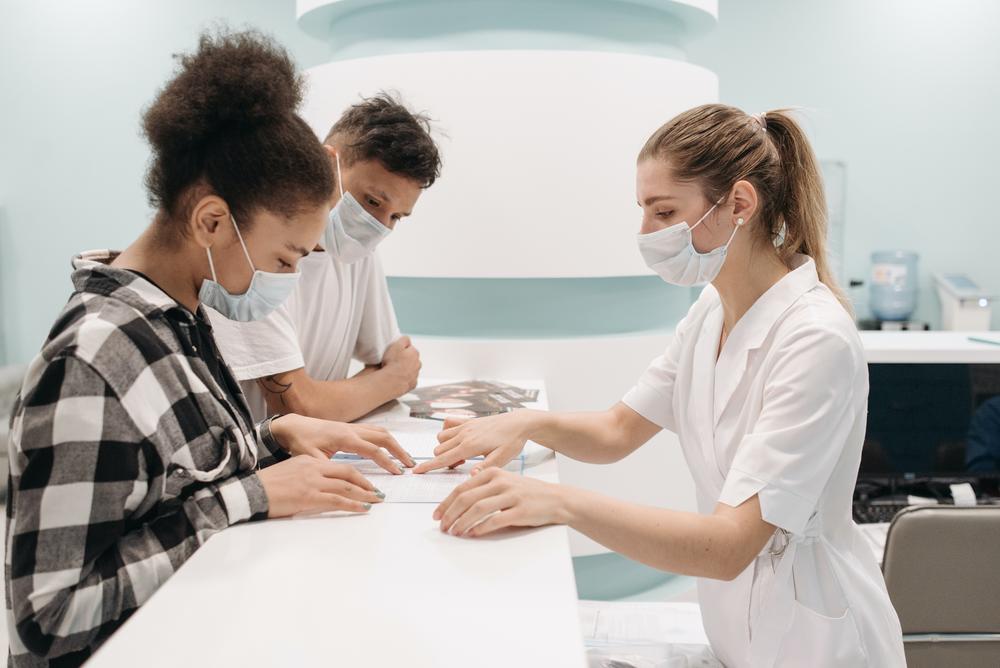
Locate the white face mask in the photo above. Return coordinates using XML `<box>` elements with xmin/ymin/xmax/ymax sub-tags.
<box><xmin>324</xmin><ymin>153</ymin><xmax>390</xmax><ymax>264</ymax></box>
<box><xmin>636</xmin><ymin>200</ymin><xmax>744</xmax><ymax>287</ymax></box>
<box><xmin>199</xmin><ymin>215</ymin><xmax>301</xmax><ymax>322</ymax></box>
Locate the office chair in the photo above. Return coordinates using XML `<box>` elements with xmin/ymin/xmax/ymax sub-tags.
<box><xmin>882</xmin><ymin>505</ymin><xmax>1000</xmax><ymax>668</ymax></box>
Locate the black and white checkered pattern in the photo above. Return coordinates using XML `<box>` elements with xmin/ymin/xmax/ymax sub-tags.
<box><xmin>5</xmin><ymin>251</ymin><xmax>287</xmax><ymax>666</ymax></box>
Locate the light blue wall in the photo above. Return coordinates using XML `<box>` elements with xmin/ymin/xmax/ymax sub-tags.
<box><xmin>686</xmin><ymin>0</ymin><xmax>1000</xmax><ymax>328</ymax></box>
<box><xmin>2</xmin><ymin>0</ymin><xmax>999</xmax><ymax>363</ymax></box>
<box><xmin>0</xmin><ymin>0</ymin><xmax>329</xmax><ymax>364</ymax></box>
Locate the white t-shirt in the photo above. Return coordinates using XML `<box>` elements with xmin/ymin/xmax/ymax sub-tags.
<box><xmin>208</xmin><ymin>249</ymin><xmax>401</xmax><ymax>421</ymax></box>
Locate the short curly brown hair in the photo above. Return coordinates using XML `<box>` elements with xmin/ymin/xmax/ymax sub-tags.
<box><xmin>325</xmin><ymin>92</ymin><xmax>441</xmax><ymax>189</ymax></box>
<box><xmin>142</xmin><ymin>28</ymin><xmax>333</xmax><ymax>230</ymax></box>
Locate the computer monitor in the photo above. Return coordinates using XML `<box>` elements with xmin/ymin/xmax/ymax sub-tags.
<box><xmin>860</xmin><ymin>363</ymin><xmax>1000</xmax><ymax>491</ymax></box>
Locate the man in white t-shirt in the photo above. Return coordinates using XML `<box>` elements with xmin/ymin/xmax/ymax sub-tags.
<box><xmin>209</xmin><ymin>94</ymin><xmax>441</xmax><ymax>423</ymax></box>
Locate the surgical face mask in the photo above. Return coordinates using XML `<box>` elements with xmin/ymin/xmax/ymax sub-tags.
<box><xmin>636</xmin><ymin>200</ymin><xmax>744</xmax><ymax>287</ymax></box>
<box><xmin>199</xmin><ymin>215</ymin><xmax>301</xmax><ymax>322</ymax></box>
<box><xmin>324</xmin><ymin>153</ymin><xmax>390</xmax><ymax>264</ymax></box>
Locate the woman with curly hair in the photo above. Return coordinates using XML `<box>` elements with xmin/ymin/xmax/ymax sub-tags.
<box><xmin>4</xmin><ymin>29</ymin><xmax>411</xmax><ymax>666</ymax></box>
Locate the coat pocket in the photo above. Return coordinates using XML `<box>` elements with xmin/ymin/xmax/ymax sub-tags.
<box><xmin>774</xmin><ymin>601</ymin><xmax>867</xmax><ymax>667</ymax></box>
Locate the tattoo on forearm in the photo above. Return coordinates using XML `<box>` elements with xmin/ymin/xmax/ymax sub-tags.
<box><xmin>258</xmin><ymin>375</ymin><xmax>292</xmax><ymax>407</ymax></box>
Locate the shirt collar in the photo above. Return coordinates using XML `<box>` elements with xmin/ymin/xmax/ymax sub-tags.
<box><xmin>71</xmin><ymin>249</ymin><xmax>200</xmax><ymax>324</ymax></box>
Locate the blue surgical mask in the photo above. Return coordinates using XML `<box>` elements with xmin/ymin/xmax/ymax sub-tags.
<box><xmin>324</xmin><ymin>152</ymin><xmax>390</xmax><ymax>264</ymax></box>
<box><xmin>636</xmin><ymin>200</ymin><xmax>744</xmax><ymax>287</ymax></box>
<box><xmin>199</xmin><ymin>215</ymin><xmax>300</xmax><ymax>322</ymax></box>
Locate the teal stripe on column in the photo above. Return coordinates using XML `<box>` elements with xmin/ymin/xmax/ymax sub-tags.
<box><xmin>573</xmin><ymin>552</ymin><xmax>679</xmax><ymax>600</ymax></box>
<box><xmin>298</xmin><ymin>0</ymin><xmax>718</xmax><ymax>62</ymax></box>
<box><xmin>387</xmin><ymin>276</ymin><xmax>693</xmax><ymax>338</ymax></box>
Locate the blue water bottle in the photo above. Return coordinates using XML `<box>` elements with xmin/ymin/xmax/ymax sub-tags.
<box><xmin>870</xmin><ymin>250</ymin><xmax>919</xmax><ymax>321</ymax></box>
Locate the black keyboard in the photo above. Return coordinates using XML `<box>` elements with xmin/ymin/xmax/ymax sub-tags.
<box><xmin>852</xmin><ymin>501</ymin><xmax>910</xmax><ymax>524</ymax></box>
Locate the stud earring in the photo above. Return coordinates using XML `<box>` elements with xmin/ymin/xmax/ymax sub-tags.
<box><xmin>736</xmin><ymin>217</ymin><xmax>745</xmax><ymax>226</ymax></box>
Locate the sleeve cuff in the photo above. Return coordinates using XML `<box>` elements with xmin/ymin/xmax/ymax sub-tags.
<box><xmin>218</xmin><ymin>472</ymin><xmax>269</xmax><ymax>523</ymax></box>
<box><xmin>718</xmin><ymin>468</ymin><xmax>815</xmax><ymax>535</ymax></box>
<box><xmin>622</xmin><ymin>382</ymin><xmax>673</xmax><ymax>429</ymax></box>
<box><xmin>228</xmin><ymin>353</ymin><xmax>305</xmax><ymax>382</ymax></box>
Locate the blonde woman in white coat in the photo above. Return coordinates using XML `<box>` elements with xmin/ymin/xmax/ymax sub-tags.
<box><xmin>415</xmin><ymin>105</ymin><xmax>906</xmax><ymax>667</ymax></box>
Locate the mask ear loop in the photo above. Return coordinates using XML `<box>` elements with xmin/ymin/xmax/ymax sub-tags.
<box><xmin>691</xmin><ymin>196</ymin><xmax>745</xmax><ymax>251</ymax></box>
<box><xmin>335</xmin><ymin>152</ymin><xmax>344</xmax><ymax>198</ymax></box>
<box><xmin>229</xmin><ymin>214</ymin><xmax>256</xmax><ymax>273</ymax></box>
<box><xmin>724</xmin><ymin>216</ymin><xmax>746</xmax><ymax>246</ymax></box>
<box><xmin>688</xmin><ymin>195</ymin><xmax>727</xmax><ymax>232</ymax></box>
<box><xmin>205</xmin><ymin>247</ymin><xmax>218</xmax><ymax>282</ymax></box>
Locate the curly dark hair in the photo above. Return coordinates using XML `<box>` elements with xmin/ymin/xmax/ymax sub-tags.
<box><xmin>324</xmin><ymin>92</ymin><xmax>441</xmax><ymax>189</ymax></box>
<box><xmin>142</xmin><ymin>28</ymin><xmax>333</xmax><ymax>230</ymax></box>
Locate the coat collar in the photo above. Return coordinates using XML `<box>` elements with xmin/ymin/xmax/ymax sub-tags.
<box><xmin>689</xmin><ymin>303</ymin><xmax>726</xmax><ymax>479</ymax></box>
<box><xmin>712</xmin><ymin>254</ymin><xmax>820</xmax><ymax>425</ymax></box>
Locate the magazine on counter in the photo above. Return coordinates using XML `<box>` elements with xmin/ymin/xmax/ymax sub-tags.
<box><xmin>401</xmin><ymin>380</ymin><xmax>540</xmax><ymax>421</ymax></box>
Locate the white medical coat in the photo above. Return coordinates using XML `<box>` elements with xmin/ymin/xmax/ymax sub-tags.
<box><xmin>622</xmin><ymin>255</ymin><xmax>905</xmax><ymax>667</ymax></box>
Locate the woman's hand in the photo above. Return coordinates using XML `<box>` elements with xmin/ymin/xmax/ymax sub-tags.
<box><xmin>270</xmin><ymin>413</ymin><xmax>415</xmax><ymax>473</ymax></box>
<box><xmin>413</xmin><ymin>411</ymin><xmax>536</xmax><ymax>474</ymax></box>
<box><xmin>258</xmin><ymin>456</ymin><xmax>385</xmax><ymax>518</ymax></box>
<box><xmin>432</xmin><ymin>468</ymin><xmax>569</xmax><ymax>537</ymax></box>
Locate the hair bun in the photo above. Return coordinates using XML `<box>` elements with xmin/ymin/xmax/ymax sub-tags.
<box><xmin>143</xmin><ymin>28</ymin><xmax>303</xmax><ymax>153</ymax></box>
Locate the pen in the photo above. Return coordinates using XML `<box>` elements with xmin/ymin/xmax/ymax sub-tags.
<box><xmin>968</xmin><ymin>336</ymin><xmax>1000</xmax><ymax>346</ymax></box>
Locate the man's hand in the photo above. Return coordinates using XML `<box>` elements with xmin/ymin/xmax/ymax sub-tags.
<box><xmin>381</xmin><ymin>336</ymin><xmax>421</xmax><ymax>395</ymax></box>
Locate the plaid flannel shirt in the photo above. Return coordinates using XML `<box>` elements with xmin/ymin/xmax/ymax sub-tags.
<box><xmin>5</xmin><ymin>251</ymin><xmax>288</xmax><ymax>666</ymax></box>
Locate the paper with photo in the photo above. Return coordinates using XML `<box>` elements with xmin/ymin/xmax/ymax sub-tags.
<box><xmin>400</xmin><ymin>380</ymin><xmax>541</xmax><ymax>420</ymax></box>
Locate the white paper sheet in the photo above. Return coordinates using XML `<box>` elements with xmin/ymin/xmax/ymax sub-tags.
<box><xmin>365</xmin><ymin>418</ymin><xmax>444</xmax><ymax>459</ymax></box>
<box><xmin>579</xmin><ymin>601</ymin><xmax>721</xmax><ymax>667</ymax></box>
<box><xmin>339</xmin><ymin>457</ymin><xmax>523</xmax><ymax>503</ymax></box>
<box><xmin>357</xmin><ymin>413</ymin><xmax>553</xmax><ymax>465</ymax></box>
<box><xmin>579</xmin><ymin>601</ymin><xmax>710</xmax><ymax>646</ymax></box>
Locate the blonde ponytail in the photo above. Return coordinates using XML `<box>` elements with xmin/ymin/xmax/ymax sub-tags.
<box><xmin>762</xmin><ymin>110</ymin><xmax>852</xmax><ymax>313</ymax></box>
